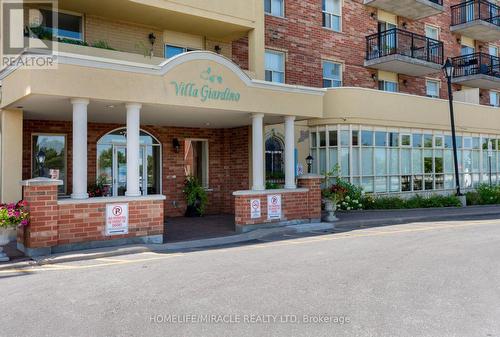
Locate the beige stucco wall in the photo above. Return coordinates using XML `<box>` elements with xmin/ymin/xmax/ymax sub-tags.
<box><xmin>317</xmin><ymin>87</ymin><xmax>500</xmax><ymax>134</ymax></box>
<box><xmin>0</xmin><ymin>109</ymin><xmax>23</xmax><ymax>203</ymax></box>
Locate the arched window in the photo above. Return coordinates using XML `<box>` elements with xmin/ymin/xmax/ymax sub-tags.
<box><xmin>265</xmin><ymin>136</ymin><xmax>284</xmax><ymax>179</ymax></box>
<box><xmin>96</xmin><ymin>128</ymin><xmax>161</xmax><ymax>196</ymax></box>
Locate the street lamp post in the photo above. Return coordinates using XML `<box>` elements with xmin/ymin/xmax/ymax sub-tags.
<box><xmin>306</xmin><ymin>155</ymin><xmax>314</xmax><ymax>174</ymax></box>
<box><xmin>443</xmin><ymin>58</ymin><xmax>462</xmax><ymax>197</ymax></box>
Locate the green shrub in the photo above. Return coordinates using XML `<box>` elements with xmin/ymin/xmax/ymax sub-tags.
<box><xmin>475</xmin><ymin>184</ymin><xmax>500</xmax><ymax>204</ymax></box>
<box><xmin>360</xmin><ymin>194</ymin><xmax>461</xmax><ymax>210</ymax></box>
<box><xmin>265</xmin><ymin>181</ymin><xmax>280</xmax><ymax>190</ymax></box>
<box><xmin>466</xmin><ymin>191</ymin><xmax>481</xmax><ymax>206</ymax></box>
<box><xmin>91</xmin><ymin>40</ymin><xmax>115</xmax><ymax>50</ymax></box>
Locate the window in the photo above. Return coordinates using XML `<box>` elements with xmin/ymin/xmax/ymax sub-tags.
<box><xmin>266</xmin><ymin>136</ymin><xmax>284</xmax><ymax>180</ymax></box>
<box><xmin>265</xmin><ymin>50</ymin><xmax>285</xmax><ymax>83</ymax></box>
<box><xmin>489</xmin><ymin>45</ymin><xmax>498</xmax><ymax>57</ymax></box>
<box><xmin>322</xmin><ymin>61</ymin><xmax>342</xmax><ymax>87</ymax></box>
<box><xmin>378</xmin><ymin>80</ymin><xmax>398</xmax><ymax>93</ymax></box>
<box><xmin>322</xmin><ymin>0</ymin><xmax>341</xmax><ymax>32</ymax></box>
<box><xmin>32</xmin><ymin>134</ymin><xmax>66</xmax><ymax>194</ymax></box>
<box><xmin>264</xmin><ymin>0</ymin><xmax>284</xmax><ymax>17</ymax></box>
<box><xmin>185</xmin><ymin>140</ymin><xmax>209</xmax><ymax>188</ymax></box>
<box><xmin>425</xmin><ymin>25</ymin><xmax>439</xmax><ymax>40</ymax></box>
<box><xmin>38</xmin><ymin>9</ymin><xmax>83</xmax><ymax>41</ymax></box>
<box><xmin>426</xmin><ymin>80</ymin><xmax>440</xmax><ymax>98</ymax></box>
<box><xmin>165</xmin><ymin>45</ymin><xmax>196</xmax><ymax>59</ymax></box>
<box><xmin>491</xmin><ymin>91</ymin><xmax>500</xmax><ymax>107</ymax></box>
<box><xmin>461</xmin><ymin>45</ymin><xmax>475</xmax><ymax>56</ymax></box>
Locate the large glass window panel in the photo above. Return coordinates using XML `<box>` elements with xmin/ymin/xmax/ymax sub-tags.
<box><xmin>412</xmin><ymin>149</ymin><xmax>422</xmax><ymax>174</ymax></box>
<box><xmin>401</xmin><ymin>134</ymin><xmax>411</xmax><ymax>146</ymax></box>
<box><xmin>472</xmin><ymin>151</ymin><xmax>480</xmax><ymax>172</ymax></box>
<box><xmin>463</xmin><ymin>150</ymin><xmax>472</xmax><ymax>173</ymax></box>
<box><xmin>463</xmin><ymin>137</ymin><xmax>472</xmax><ymax>149</ymax></box>
<box><xmin>375</xmin><ymin>148</ymin><xmax>386</xmax><ymax>175</ymax></box>
<box><xmin>424</xmin><ymin>150</ymin><xmax>433</xmax><ymax>173</ymax></box>
<box><xmin>402</xmin><ymin>149</ymin><xmax>411</xmax><ymax>175</ymax></box>
<box><xmin>352</xmin><ymin>131</ymin><xmax>359</xmax><ymax>146</ymax></box>
<box><xmin>375</xmin><ymin>177</ymin><xmax>387</xmax><ymax>192</ymax></box>
<box><xmin>445</xmin><ymin>135</ymin><xmax>453</xmax><ymax>149</ymax></box>
<box><xmin>435</xmin><ymin>174</ymin><xmax>444</xmax><ymax>189</ymax></box>
<box><xmin>97</xmin><ymin>144</ymin><xmax>113</xmax><ymax>195</ymax></box>
<box><xmin>413</xmin><ymin>134</ymin><xmax>423</xmax><ymax>148</ymax></box>
<box><xmin>402</xmin><ymin>175</ymin><xmax>411</xmax><ymax>191</ymax></box>
<box><xmin>444</xmin><ymin>150</ymin><xmax>453</xmax><ymax>173</ymax></box>
<box><xmin>389</xmin><ymin>132</ymin><xmax>399</xmax><ymax>147</ymax></box>
<box><xmin>362</xmin><ymin>148</ymin><xmax>374</xmax><ymax>175</ymax></box>
<box><xmin>329</xmin><ymin>148</ymin><xmax>338</xmax><ymax>170</ymax></box>
<box><xmin>311</xmin><ymin>132</ymin><xmax>317</xmax><ymax>148</ymax></box>
<box><xmin>319</xmin><ymin>148</ymin><xmax>327</xmax><ymax>174</ymax></box>
<box><xmin>340</xmin><ymin>130</ymin><xmax>349</xmax><ymax>146</ymax></box>
<box><xmin>40</xmin><ymin>9</ymin><xmax>83</xmax><ymax>41</ymax></box>
<box><xmin>445</xmin><ymin>174</ymin><xmax>455</xmax><ymax>189</ymax></box>
<box><xmin>473</xmin><ymin>137</ymin><xmax>480</xmax><ymax>149</ymax></box>
<box><xmin>32</xmin><ymin>134</ymin><xmax>66</xmax><ymax>194</ymax></box>
<box><xmin>390</xmin><ymin>176</ymin><xmax>400</xmax><ymax>192</ymax></box>
<box><xmin>341</xmin><ymin>148</ymin><xmax>349</xmax><ymax>177</ymax></box>
<box><xmin>424</xmin><ymin>175</ymin><xmax>434</xmax><ymax>190</ymax></box>
<box><xmin>413</xmin><ymin>175</ymin><xmax>423</xmax><ymax>191</ymax></box>
<box><xmin>424</xmin><ymin>134</ymin><xmax>433</xmax><ymax>148</ymax></box>
<box><xmin>389</xmin><ymin>149</ymin><xmax>399</xmax><ymax>175</ymax></box>
<box><xmin>319</xmin><ymin>131</ymin><xmax>326</xmax><ymax>147</ymax></box>
<box><xmin>361</xmin><ymin>131</ymin><xmax>373</xmax><ymax>146</ymax></box>
<box><xmin>362</xmin><ymin>177</ymin><xmax>374</xmax><ymax>193</ymax></box>
<box><xmin>435</xmin><ymin>150</ymin><xmax>443</xmax><ymax>173</ymax></box>
<box><xmin>329</xmin><ymin>130</ymin><xmax>338</xmax><ymax>146</ymax></box>
<box><xmin>322</xmin><ymin>61</ymin><xmax>342</xmax><ymax>87</ymax></box>
<box><xmin>352</xmin><ymin>148</ymin><xmax>360</xmax><ymax>176</ymax></box>
<box><xmin>375</xmin><ymin>132</ymin><xmax>387</xmax><ymax>147</ymax></box>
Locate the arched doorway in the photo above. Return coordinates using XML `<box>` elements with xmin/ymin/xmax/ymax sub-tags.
<box><xmin>96</xmin><ymin>128</ymin><xmax>162</xmax><ymax>196</ymax></box>
<box><xmin>265</xmin><ymin>136</ymin><xmax>284</xmax><ymax>182</ymax></box>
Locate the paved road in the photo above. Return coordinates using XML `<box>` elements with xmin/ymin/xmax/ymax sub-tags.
<box><xmin>1</xmin><ymin>218</ymin><xmax>500</xmax><ymax>337</ymax></box>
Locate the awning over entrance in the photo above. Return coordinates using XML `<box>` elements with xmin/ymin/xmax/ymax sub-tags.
<box><xmin>0</xmin><ymin>51</ymin><xmax>324</xmax><ymax>127</ymax></box>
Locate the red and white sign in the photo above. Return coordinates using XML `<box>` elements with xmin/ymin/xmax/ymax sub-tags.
<box><xmin>105</xmin><ymin>203</ymin><xmax>129</xmax><ymax>236</ymax></box>
<box><xmin>267</xmin><ymin>194</ymin><xmax>282</xmax><ymax>220</ymax></box>
<box><xmin>250</xmin><ymin>199</ymin><xmax>261</xmax><ymax>219</ymax></box>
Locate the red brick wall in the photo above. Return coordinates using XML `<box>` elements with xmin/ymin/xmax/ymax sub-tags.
<box><xmin>254</xmin><ymin>0</ymin><xmax>499</xmax><ymax>105</ymax></box>
<box><xmin>57</xmin><ymin>200</ymin><xmax>163</xmax><ymax>246</ymax></box>
<box><xmin>234</xmin><ymin>176</ymin><xmax>322</xmax><ymax>226</ymax></box>
<box><xmin>23</xmin><ymin>120</ymin><xmax>250</xmax><ymax>217</ymax></box>
<box><xmin>18</xmin><ymin>182</ymin><xmax>164</xmax><ymax>251</ymax></box>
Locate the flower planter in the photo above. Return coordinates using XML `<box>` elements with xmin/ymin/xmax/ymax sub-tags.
<box><xmin>0</xmin><ymin>227</ymin><xmax>16</xmax><ymax>262</ymax></box>
<box><xmin>322</xmin><ymin>199</ymin><xmax>338</xmax><ymax>223</ymax></box>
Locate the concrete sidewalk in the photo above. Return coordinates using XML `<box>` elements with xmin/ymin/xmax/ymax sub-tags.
<box><xmin>1</xmin><ymin>205</ymin><xmax>500</xmax><ymax>270</ymax></box>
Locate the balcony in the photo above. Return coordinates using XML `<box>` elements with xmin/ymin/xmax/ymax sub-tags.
<box><xmin>365</xmin><ymin>28</ymin><xmax>443</xmax><ymax>77</ymax></box>
<box><xmin>451</xmin><ymin>53</ymin><xmax>500</xmax><ymax>89</ymax></box>
<box><xmin>363</xmin><ymin>0</ymin><xmax>443</xmax><ymax>20</ymax></box>
<box><xmin>451</xmin><ymin>0</ymin><xmax>500</xmax><ymax>42</ymax></box>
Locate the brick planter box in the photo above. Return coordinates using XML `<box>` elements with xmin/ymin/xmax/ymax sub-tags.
<box><xmin>18</xmin><ymin>178</ymin><xmax>165</xmax><ymax>256</ymax></box>
<box><xmin>233</xmin><ymin>174</ymin><xmax>322</xmax><ymax>232</ymax></box>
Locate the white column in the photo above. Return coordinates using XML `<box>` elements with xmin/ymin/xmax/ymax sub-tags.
<box><xmin>125</xmin><ymin>103</ymin><xmax>142</xmax><ymax>197</ymax></box>
<box><xmin>284</xmin><ymin>116</ymin><xmax>296</xmax><ymax>189</ymax></box>
<box><xmin>71</xmin><ymin>98</ymin><xmax>89</xmax><ymax>199</ymax></box>
<box><xmin>251</xmin><ymin>113</ymin><xmax>265</xmax><ymax>191</ymax></box>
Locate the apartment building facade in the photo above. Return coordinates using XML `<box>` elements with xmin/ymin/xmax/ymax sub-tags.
<box><xmin>0</xmin><ymin>0</ymin><xmax>499</xmax><ymax>254</ymax></box>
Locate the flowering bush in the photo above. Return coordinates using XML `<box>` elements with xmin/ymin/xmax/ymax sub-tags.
<box><xmin>0</xmin><ymin>200</ymin><xmax>29</xmax><ymax>229</ymax></box>
<box><xmin>322</xmin><ymin>165</ymin><xmax>363</xmax><ymax>211</ymax></box>
<box><xmin>88</xmin><ymin>174</ymin><xmax>111</xmax><ymax>197</ymax></box>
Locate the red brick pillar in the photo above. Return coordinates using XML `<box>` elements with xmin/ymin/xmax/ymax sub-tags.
<box><xmin>297</xmin><ymin>174</ymin><xmax>323</xmax><ymax>222</ymax></box>
<box><xmin>18</xmin><ymin>178</ymin><xmax>62</xmax><ymax>256</ymax></box>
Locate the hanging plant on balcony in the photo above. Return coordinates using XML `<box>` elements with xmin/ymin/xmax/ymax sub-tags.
<box><xmin>183</xmin><ymin>176</ymin><xmax>208</xmax><ymax>217</ymax></box>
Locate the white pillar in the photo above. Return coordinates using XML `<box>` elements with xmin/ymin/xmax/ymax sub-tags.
<box><xmin>284</xmin><ymin>116</ymin><xmax>296</xmax><ymax>189</ymax></box>
<box><xmin>251</xmin><ymin>113</ymin><xmax>265</xmax><ymax>191</ymax></box>
<box><xmin>125</xmin><ymin>103</ymin><xmax>142</xmax><ymax>197</ymax></box>
<box><xmin>71</xmin><ymin>98</ymin><xmax>89</xmax><ymax>199</ymax></box>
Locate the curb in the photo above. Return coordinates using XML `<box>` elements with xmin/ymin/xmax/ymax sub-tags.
<box><xmin>0</xmin><ymin>222</ymin><xmax>334</xmax><ymax>270</ymax></box>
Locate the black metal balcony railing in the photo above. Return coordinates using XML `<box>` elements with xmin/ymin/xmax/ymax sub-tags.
<box><xmin>451</xmin><ymin>0</ymin><xmax>500</xmax><ymax>26</ymax></box>
<box><xmin>366</xmin><ymin>28</ymin><xmax>444</xmax><ymax>65</ymax></box>
<box><xmin>451</xmin><ymin>52</ymin><xmax>500</xmax><ymax>78</ymax></box>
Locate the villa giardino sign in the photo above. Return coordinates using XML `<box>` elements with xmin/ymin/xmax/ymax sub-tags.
<box><xmin>169</xmin><ymin>67</ymin><xmax>241</xmax><ymax>102</ymax></box>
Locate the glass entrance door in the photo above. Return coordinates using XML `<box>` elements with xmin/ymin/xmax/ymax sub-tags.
<box><xmin>112</xmin><ymin>145</ymin><xmax>147</xmax><ymax>196</ymax></box>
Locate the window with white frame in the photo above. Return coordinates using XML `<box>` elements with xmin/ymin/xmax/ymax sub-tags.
<box><xmin>322</xmin><ymin>0</ymin><xmax>341</xmax><ymax>32</ymax></box>
<box><xmin>165</xmin><ymin>45</ymin><xmax>197</xmax><ymax>59</ymax></box>
<box><xmin>310</xmin><ymin>126</ymin><xmax>498</xmax><ymax>193</ymax></box>
<box><xmin>426</xmin><ymin>80</ymin><xmax>440</xmax><ymax>98</ymax></box>
<box><xmin>265</xmin><ymin>50</ymin><xmax>285</xmax><ymax>83</ymax></box>
<box><xmin>32</xmin><ymin>134</ymin><xmax>67</xmax><ymax>194</ymax></box>
<box><xmin>378</xmin><ymin>80</ymin><xmax>398</xmax><ymax>93</ymax></box>
<box><xmin>37</xmin><ymin>9</ymin><xmax>83</xmax><ymax>41</ymax></box>
<box><xmin>184</xmin><ymin>140</ymin><xmax>209</xmax><ymax>188</ymax></box>
<box><xmin>491</xmin><ymin>91</ymin><xmax>500</xmax><ymax>107</ymax></box>
<box><xmin>322</xmin><ymin>61</ymin><xmax>342</xmax><ymax>88</ymax></box>
<box><xmin>264</xmin><ymin>0</ymin><xmax>284</xmax><ymax>17</ymax></box>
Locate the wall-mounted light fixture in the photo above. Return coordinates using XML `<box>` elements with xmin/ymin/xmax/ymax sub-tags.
<box><xmin>371</xmin><ymin>73</ymin><xmax>377</xmax><ymax>81</ymax></box>
<box><xmin>402</xmin><ymin>22</ymin><xmax>408</xmax><ymax>29</ymax></box>
<box><xmin>456</xmin><ymin>38</ymin><xmax>461</xmax><ymax>44</ymax></box>
<box><xmin>148</xmin><ymin>33</ymin><xmax>156</xmax><ymax>46</ymax></box>
<box><xmin>172</xmin><ymin>138</ymin><xmax>181</xmax><ymax>153</ymax></box>
<box><xmin>370</xmin><ymin>12</ymin><xmax>376</xmax><ymax>19</ymax></box>
<box><xmin>214</xmin><ymin>45</ymin><xmax>222</xmax><ymax>54</ymax></box>
<box><xmin>402</xmin><ymin>79</ymin><xmax>408</xmax><ymax>87</ymax></box>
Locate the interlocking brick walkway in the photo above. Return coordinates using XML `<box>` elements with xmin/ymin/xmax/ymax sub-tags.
<box><xmin>164</xmin><ymin>214</ymin><xmax>236</xmax><ymax>243</ymax></box>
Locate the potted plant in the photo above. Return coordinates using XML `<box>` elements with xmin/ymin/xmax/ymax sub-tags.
<box><xmin>0</xmin><ymin>201</ymin><xmax>30</xmax><ymax>262</ymax></box>
<box><xmin>322</xmin><ymin>184</ymin><xmax>347</xmax><ymax>222</ymax></box>
<box><xmin>183</xmin><ymin>176</ymin><xmax>208</xmax><ymax>217</ymax></box>
<box><xmin>88</xmin><ymin>174</ymin><xmax>111</xmax><ymax>197</ymax></box>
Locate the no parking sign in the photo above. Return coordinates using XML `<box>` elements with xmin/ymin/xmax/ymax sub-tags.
<box><xmin>105</xmin><ymin>204</ymin><xmax>129</xmax><ymax>236</ymax></box>
<box><xmin>267</xmin><ymin>194</ymin><xmax>282</xmax><ymax>220</ymax></box>
<box><xmin>250</xmin><ymin>199</ymin><xmax>261</xmax><ymax>219</ymax></box>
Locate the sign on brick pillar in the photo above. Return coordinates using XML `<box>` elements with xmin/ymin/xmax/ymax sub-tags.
<box><xmin>18</xmin><ymin>178</ymin><xmax>62</xmax><ymax>256</ymax></box>
<box><xmin>297</xmin><ymin>174</ymin><xmax>323</xmax><ymax>222</ymax></box>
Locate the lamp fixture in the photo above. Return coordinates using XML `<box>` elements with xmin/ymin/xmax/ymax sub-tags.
<box><xmin>214</xmin><ymin>45</ymin><xmax>222</xmax><ymax>54</ymax></box>
<box><xmin>306</xmin><ymin>154</ymin><xmax>314</xmax><ymax>174</ymax></box>
<box><xmin>172</xmin><ymin>138</ymin><xmax>181</xmax><ymax>153</ymax></box>
<box><xmin>371</xmin><ymin>73</ymin><xmax>377</xmax><ymax>81</ymax></box>
<box><xmin>148</xmin><ymin>33</ymin><xmax>156</xmax><ymax>46</ymax></box>
<box><xmin>402</xmin><ymin>22</ymin><xmax>407</xmax><ymax>29</ymax></box>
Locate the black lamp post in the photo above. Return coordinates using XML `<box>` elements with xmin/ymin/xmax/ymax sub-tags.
<box><xmin>443</xmin><ymin>58</ymin><xmax>462</xmax><ymax>196</ymax></box>
<box><xmin>37</xmin><ymin>150</ymin><xmax>46</xmax><ymax>177</ymax></box>
<box><xmin>306</xmin><ymin>154</ymin><xmax>314</xmax><ymax>174</ymax></box>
